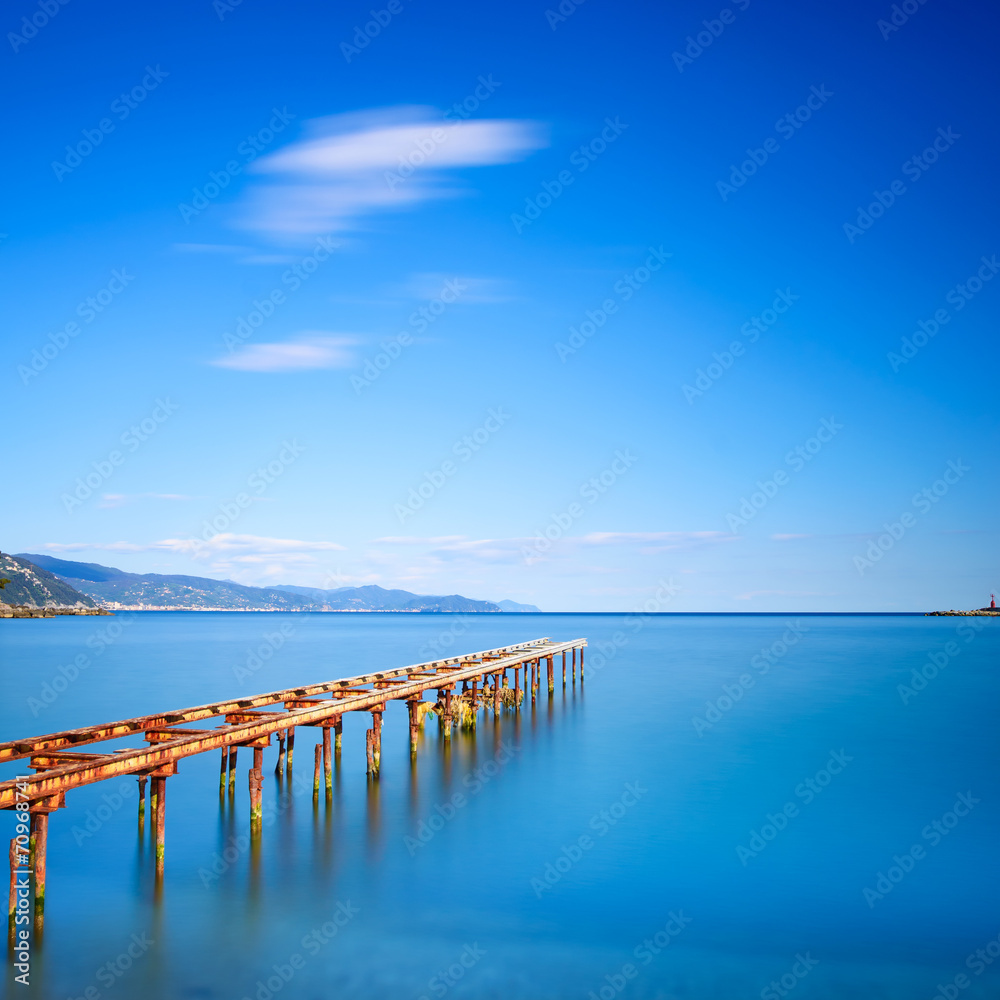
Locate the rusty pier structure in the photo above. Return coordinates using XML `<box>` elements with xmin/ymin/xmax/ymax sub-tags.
<box><xmin>2</xmin><ymin>636</ymin><xmax>585</xmax><ymax>937</ymax></box>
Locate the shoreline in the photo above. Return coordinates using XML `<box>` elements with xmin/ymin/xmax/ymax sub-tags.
<box><xmin>0</xmin><ymin>605</ymin><xmax>113</xmax><ymax>618</ymax></box>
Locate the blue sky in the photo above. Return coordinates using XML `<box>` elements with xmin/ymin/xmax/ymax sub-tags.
<box><xmin>2</xmin><ymin>0</ymin><xmax>997</xmax><ymax>611</ymax></box>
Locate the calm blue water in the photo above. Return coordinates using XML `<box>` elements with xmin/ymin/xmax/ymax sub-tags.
<box><xmin>1</xmin><ymin>612</ymin><xmax>998</xmax><ymax>1000</ymax></box>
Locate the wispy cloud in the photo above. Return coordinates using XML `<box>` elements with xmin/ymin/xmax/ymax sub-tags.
<box><xmin>44</xmin><ymin>534</ymin><xmax>347</xmax><ymax>585</ymax></box>
<box><xmin>734</xmin><ymin>589</ymin><xmax>834</xmax><ymax>601</ymax></box>
<box><xmin>239</xmin><ymin>106</ymin><xmax>546</xmax><ymax>239</ymax></box>
<box><xmin>579</xmin><ymin>531</ymin><xmax>736</xmax><ymax>553</ymax></box>
<box><xmin>45</xmin><ymin>534</ymin><xmax>345</xmax><ymax>558</ymax></box>
<box><xmin>172</xmin><ymin>243</ymin><xmax>249</xmax><ymax>254</ymax></box>
<box><xmin>211</xmin><ymin>333</ymin><xmax>360</xmax><ymax>372</ymax></box>
<box><xmin>98</xmin><ymin>493</ymin><xmax>201</xmax><ymax>509</ymax></box>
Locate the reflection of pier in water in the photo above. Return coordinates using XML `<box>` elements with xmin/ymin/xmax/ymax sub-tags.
<box><xmin>2</xmin><ymin>635</ymin><xmax>586</xmax><ymax>939</ymax></box>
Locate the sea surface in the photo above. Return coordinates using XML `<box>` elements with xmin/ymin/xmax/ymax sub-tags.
<box><xmin>1</xmin><ymin>612</ymin><xmax>997</xmax><ymax>1000</ymax></box>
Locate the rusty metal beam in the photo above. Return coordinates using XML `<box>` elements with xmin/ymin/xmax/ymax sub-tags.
<box><xmin>0</xmin><ymin>638</ymin><xmax>556</xmax><ymax>764</ymax></box>
<box><xmin>0</xmin><ymin>639</ymin><xmax>586</xmax><ymax>807</ymax></box>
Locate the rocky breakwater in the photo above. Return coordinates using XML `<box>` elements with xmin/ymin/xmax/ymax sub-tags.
<box><xmin>0</xmin><ymin>605</ymin><xmax>113</xmax><ymax>618</ymax></box>
<box><xmin>926</xmin><ymin>608</ymin><xmax>1000</xmax><ymax>616</ymax></box>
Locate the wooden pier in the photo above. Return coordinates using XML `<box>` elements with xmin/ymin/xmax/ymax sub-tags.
<box><xmin>2</xmin><ymin>635</ymin><xmax>585</xmax><ymax>936</ymax></box>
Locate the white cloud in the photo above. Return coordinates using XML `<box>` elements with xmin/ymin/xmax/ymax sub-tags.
<box><xmin>734</xmin><ymin>589</ymin><xmax>834</xmax><ymax>601</ymax></box>
<box><xmin>212</xmin><ymin>333</ymin><xmax>359</xmax><ymax>372</ymax></box>
<box><xmin>98</xmin><ymin>493</ymin><xmax>200</xmax><ymax>509</ymax></box>
<box><xmin>239</xmin><ymin>106</ymin><xmax>547</xmax><ymax>238</ymax></box>
<box><xmin>45</xmin><ymin>534</ymin><xmax>345</xmax><ymax>559</ymax></box>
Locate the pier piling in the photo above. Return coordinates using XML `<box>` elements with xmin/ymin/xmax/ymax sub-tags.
<box><xmin>322</xmin><ymin>727</ymin><xmax>332</xmax><ymax>796</ymax></box>
<box><xmin>152</xmin><ymin>779</ymin><xmax>164</xmax><ymax>876</ymax></box>
<box><xmin>0</xmin><ymin>636</ymin><xmax>587</xmax><ymax>914</ymax></box>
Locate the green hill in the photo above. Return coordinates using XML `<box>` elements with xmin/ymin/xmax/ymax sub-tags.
<box><xmin>0</xmin><ymin>553</ymin><xmax>100</xmax><ymax>609</ymax></box>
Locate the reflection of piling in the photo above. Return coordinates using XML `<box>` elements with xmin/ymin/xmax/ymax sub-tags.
<box><xmin>1</xmin><ymin>636</ymin><xmax>588</xmax><ymax>925</ymax></box>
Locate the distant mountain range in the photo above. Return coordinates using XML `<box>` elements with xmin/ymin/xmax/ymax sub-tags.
<box><xmin>0</xmin><ymin>553</ymin><xmax>99</xmax><ymax>609</ymax></box>
<box><xmin>13</xmin><ymin>554</ymin><xmax>541</xmax><ymax>613</ymax></box>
